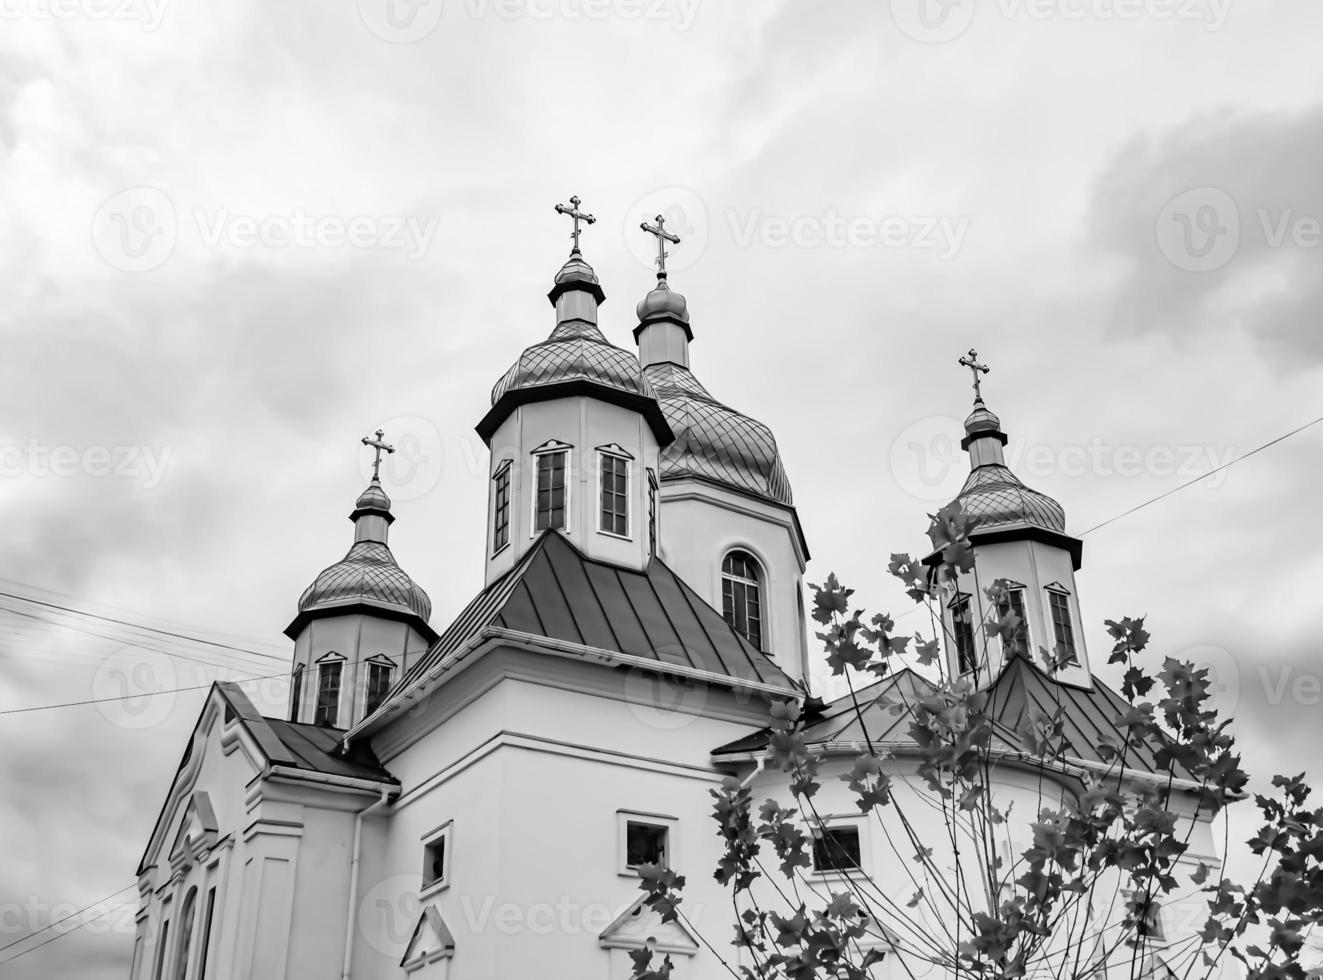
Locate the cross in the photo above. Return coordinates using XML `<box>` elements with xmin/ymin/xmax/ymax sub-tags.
<box><xmin>361</xmin><ymin>428</ymin><xmax>395</xmax><ymax>482</ymax></box>
<box><xmin>554</xmin><ymin>195</ymin><xmax>596</xmax><ymax>251</ymax></box>
<box><xmin>958</xmin><ymin>349</ymin><xmax>990</xmax><ymax>400</ymax></box>
<box><xmin>640</xmin><ymin>213</ymin><xmax>680</xmax><ymax>277</ymax></box>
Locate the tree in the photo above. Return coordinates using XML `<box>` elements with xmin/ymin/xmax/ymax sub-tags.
<box><xmin>631</xmin><ymin>502</ymin><xmax>1322</xmax><ymax>980</ymax></box>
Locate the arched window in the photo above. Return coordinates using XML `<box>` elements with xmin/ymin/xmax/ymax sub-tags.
<box><xmin>171</xmin><ymin>887</ymin><xmax>198</xmax><ymax>980</ymax></box>
<box><xmin>722</xmin><ymin>551</ymin><xmax>764</xmax><ymax>651</ymax></box>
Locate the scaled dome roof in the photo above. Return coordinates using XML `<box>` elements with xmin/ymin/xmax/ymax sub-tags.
<box><xmin>490</xmin><ymin>319</ymin><xmax>659</xmax><ymax>406</ymax></box>
<box><xmin>298</xmin><ymin>540</ymin><xmax>433</xmax><ymax>621</ymax></box>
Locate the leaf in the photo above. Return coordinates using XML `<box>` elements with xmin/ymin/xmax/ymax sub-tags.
<box><xmin>906</xmin><ymin>888</ymin><xmax>924</xmax><ymax>908</ymax></box>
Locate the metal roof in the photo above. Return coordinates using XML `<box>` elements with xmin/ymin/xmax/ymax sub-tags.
<box><xmin>644</xmin><ymin>362</ymin><xmax>795</xmax><ymax>507</ymax></box>
<box><xmin>713</xmin><ymin>654</ymin><xmax>1193</xmax><ymax>782</ymax></box>
<box><xmin>958</xmin><ymin>464</ymin><xmax>1067</xmax><ymax>535</ymax></box>
<box><xmin>296</xmin><ymin>540</ymin><xmax>433</xmax><ymax>622</ymax></box>
<box><xmin>391</xmin><ymin>531</ymin><xmax>799</xmax><ymax>702</ymax></box>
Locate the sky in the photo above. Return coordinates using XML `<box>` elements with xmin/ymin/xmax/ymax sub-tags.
<box><xmin>1</xmin><ymin>0</ymin><xmax>1322</xmax><ymax>975</ymax></box>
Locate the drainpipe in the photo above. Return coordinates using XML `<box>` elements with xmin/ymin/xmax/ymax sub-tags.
<box><xmin>341</xmin><ymin>787</ymin><xmax>392</xmax><ymax>980</ymax></box>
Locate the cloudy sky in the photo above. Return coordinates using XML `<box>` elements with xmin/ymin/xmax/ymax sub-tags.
<box><xmin>1</xmin><ymin>0</ymin><xmax>1321</xmax><ymax>974</ymax></box>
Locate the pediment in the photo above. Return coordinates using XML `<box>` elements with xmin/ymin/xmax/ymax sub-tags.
<box><xmin>168</xmin><ymin>791</ymin><xmax>219</xmax><ymax>868</ymax></box>
<box><xmin>400</xmin><ymin>905</ymin><xmax>455</xmax><ymax>972</ymax></box>
<box><xmin>599</xmin><ymin>895</ymin><xmax>699</xmax><ymax>956</ymax></box>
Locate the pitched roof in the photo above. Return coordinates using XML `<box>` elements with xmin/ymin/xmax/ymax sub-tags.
<box><xmin>713</xmin><ymin>654</ymin><xmax>1194</xmax><ymax>782</ymax></box>
<box><xmin>386</xmin><ymin>532</ymin><xmax>799</xmax><ymax>711</ymax></box>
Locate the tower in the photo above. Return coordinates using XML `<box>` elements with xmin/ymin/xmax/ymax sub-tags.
<box><xmin>283</xmin><ymin>431</ymin><xmax>438</xmax><ymax>728</ymax></box>
<box><xmin>632</xmin><ymin>215</ymin><xmax>812</xmax><ymax>684</ymax></box>
<box><xmin>935</xmin><ymin>351</ymin><xmax>1091</xmax><ymax>688</ymax></box>
<box><xmin>475</xmin><ymin>196</ymin><xmax>673</xmax><ymax>583</ymax></box>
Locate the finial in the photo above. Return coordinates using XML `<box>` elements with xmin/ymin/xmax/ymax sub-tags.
<box><xmin>958</xmin><ymin>348</ymin><xmax>990</xmax><ymax>401</ymax></box>
<box><xmin>640</xmin><ymin>213</ymin><xmax>681</xmax><ymax>279</ymax></box>
<box><xmin>361</xmin><ymin>428</ymin><xmax>395</xmax><ymax>482</ymax></box>
<box><xmin>554</xmin><ymin>195</ymin><xmax>596</xmax><ymax>251</ymax></box>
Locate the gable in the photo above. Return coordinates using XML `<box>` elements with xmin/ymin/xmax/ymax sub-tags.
<box><xmin>599</xmin><ymin>895</ymin><xmax>700</xmax><ymax>956</ymax></box>
<box><xmin>400</xmin><ymin>905</ymin><xmax>456</xmax><ymax>972</ymax></box>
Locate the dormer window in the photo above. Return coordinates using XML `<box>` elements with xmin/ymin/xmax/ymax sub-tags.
<box><xmin>995</xmin><ymin>585</ymin><xmax>1029</xmax><ymax>658</ymax></box>
<box><xmin>722</xmin><ymin>550</ymin><xmax>764</xmax><ymax>651</ymax></box>
<box><xmin>1046</xmin><ymin>585</ymin><xmax>1078</xmax><ymax>665</ymax></box>
<box><xmin>949</xmin><ymin>594</ymin><xmax>977</xmax><ymax>675</ymax></box>
<box><xmin>492</xmin><ymin>460</ymin><xmax>511</xmax><ymax>553</ymax></box>
<box><xmin>314</xmin><ymin>655</ymin><xmax>344</xmax><ymax>727</ymax></box>
<box><xmin>597</xmin><ymin>446</ymin><xmax>631</xmax><ymax>538</ymax></box>
<box><xmin>532</xmin><ymin>443</ymin><xmax>570</xmax><ymax>533</ymax></box>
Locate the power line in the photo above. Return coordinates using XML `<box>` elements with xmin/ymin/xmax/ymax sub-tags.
<box><xmin>1080</xmin><ymin>413</ymin><xmax>1323</xmax><ymax>536</ymax></box>
<box><xmin>0</xmin><ymin>884</ymin><xmax>137</xmax><ymax>957</ymax></box>
<box><xmin>0</xmin><ymin>671</ymin><xmax>288</xmax><ymax>716</ymax></box>
<box><xmin>0</xmin><ymin>894</ymin><xmax>136</xmax><ymax>967</ymax></box>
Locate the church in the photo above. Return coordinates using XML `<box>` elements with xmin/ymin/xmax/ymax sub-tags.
<box><xmin>128</xmin><ymin>197</ymin><xmax>1219</xmax><ymax>980</ymax></box>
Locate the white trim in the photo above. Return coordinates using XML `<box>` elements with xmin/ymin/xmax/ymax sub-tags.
<box><xmin>596</xmin><ymin>448</ymin><xmax>632</xmax><ymax>540</ymax></box>
<box><xmin>616</xmin><ymin>809</ymin><xmax>678</xmax><ymax>877</ymax></box>
<box><xmin>530</xmin><ymin>445</ymin><xmax>571</xmax><ymax>537</ymax></box>
<box><xmin>806</xmin><ymin>812</ymin><xmax>871</xmax><ymax>879</ymax></box>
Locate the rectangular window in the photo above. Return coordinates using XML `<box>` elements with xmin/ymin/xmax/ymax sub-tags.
<box><xmin>1048</xmin><ymin>590</ymin><xmax>1078</xmax><ymax>664</ymax></box>
<box><xmin>197</xmin><ymin>888</ymin><xmax>216</xmax><ymax>980</ymax></box>
<box><xmin>625</xmin><ymin>821</ymin><xmax>669</xmax><ymax>869</ymax></box>
<box><xmin>995</xmin><ymin>587</ymin><xmax>1029</xmax><ymax>657</ymax></box>
<box><xmin>722</xmin><ymin>577</ymin><xmax>763</xmax><ymax>651</ymax></box>
<box><xmin>365</xmin><ymin>662</ymin><xmax>393</xmax><ymax>715</ymax></box>
<box><xmin>492</xmin><ymin>463</ymin><xmax>511</xmax><ymax>553</ymax></box>
<box><xmin>647</xmin><ymin>469</ymin><xmax>658</xmax><ymax>557</ymax></box>
<box><xmin>421</xmin><ymin>823</ymin><xmax>452</xmax><ymax>891</ymax></box>
<box><xmin>152</xmin><ymin>920</ymin><xmax>170</xmax><ymax>980</ymax></box>
<box><xmin>534</xmin><ymin>450</ymin><xmax>568</xmax><ymax>532</ymax></box>
<box><xmin>314</xmin><ymin>660</ymin><xmax>342</xmax><ymax>727</ymax></box>
<box><xmin>812</xmin><ymin>826</ymin><xmax>861</xmax><ymax>872</ymax></box>
<box><xmin>289</xmin><ymin>666</ymin><xmax>303</xmax><ymax>722</ymax></box>
<box><xmin>599</xmin><ymin>453</ymin><xmax>628</xmax><ymax>537</ymax></box>
<box><xmin>952</xmin><ymin>597</ymin><xmax>977</xmax><ymax>674</ymax></box>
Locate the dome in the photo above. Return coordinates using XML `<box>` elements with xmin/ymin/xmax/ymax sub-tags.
<box><xmin>956</xmin><ymin>464</ymin><xmax>1066</xmax><ymax>533</ymax></box>
<box><xmin>490</xmin><ymin>319</ymin><xmax>659</xmax><ymax>406</ymax></box>
<box><xmin>353</xmin><ymin>479</ymin><xmax>392</xmax><ymax>515</ymax></box>
<box><xmin>645</xmin><ymin>361</ymin><xmax>794</xmax><ymax>507</ymax></box>
<box><xmin>298</xmin><ymin>540</ymin><xmax>433</xmax><ymax>621</ymax></box>
<box><xmin>636</xmin><ymin>277</ymin><xmax>689</xmax><ymax>324</ymax></box>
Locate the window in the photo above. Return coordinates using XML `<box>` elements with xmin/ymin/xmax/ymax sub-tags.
<box><xmin>365</xmin><ymin>661</ymin><xmax>393</xmax><ymax>715</ymax></box>
<box><xmin>171</xmin><ymin>887</ymin><xmax>197</xmax><ymax>980</ymax></box>
<box><xmin>289</xmin><ymin>665</ymin><xmax>304</xmax><ymax>722</ymax></box>
<box><xmin>722</xmin><ymin>551</ymin><xmax>764</xmax><ymax>650</ymax></box>
<box><xmin>626</xmin><ymin>821</ymin><xmax>668</xmax><ymax>868</ymax></box>
<box><xmin>951</xmin><ymin>596</ymin><xmax>977</xmax><ymax>674</ymax></box>
<box><xmin>421</xmin><ymin>822</ymin><xmax>452</xmax><ymax>892</ymax></box>
<box><xmin>197</xmin><ymin>888</ymin><xmax>216</xmax><ymax>980</ymax></box>
<box><xmin>599</xmin><ymin>452</ymin><xmax>629</xmax><ymax>536</ymax></box>
<box><xmin>1047</xmin><ymin>589</ymin><xmax>1078</xmax><ymax>664</ymax></box>
<box><xmin>152</xmin><ymin>920</ymin><xmax>170</xmax><ymax>980</ymax></box>
<box><xmin>492</xmin><ymin>462</ymin><xmax>511</xmax><ymax>553</ymax></box>
<box><xmin>314</xmin><ymin>659</ymin><xmax>343</xmax><ymax>727</ymax></box>
<box><xmin>533</xmin><ymin>449</ymin><xmax>568</xmax><ymax>532</ymax></box>
<box><xmin>995</xmin><ymin>586</ymin><xmax>1029</xmax><ymax>657</ymax></box>
<box><xmin>812</xmin><ymin>826</ymin><xmax>862</xmax><ymax>872</ymax></box>
<box><xmin>647</xmin><ymin>469</ymin><xmax>658</xmax><ymax>557</ymax></box>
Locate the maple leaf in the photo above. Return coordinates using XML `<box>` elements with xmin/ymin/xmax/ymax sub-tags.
<box><xmin>913</xmin><ymin>636</ymin><xmax>941</xmax><ymax>666</ymax></box>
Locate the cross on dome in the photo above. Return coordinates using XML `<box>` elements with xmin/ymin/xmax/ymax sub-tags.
<box><xmin>554</xmin><ymin>194</ymin><xmax>596</xmax><ymax>251</ymax></box>
<box><xmin>640</xmin><ymin>213</ymin><xmax>681</xmax><ymax>278</ymax></box>
<box><xmin>958</xmin><ymin>348</ymin><xmax>990</xmax><ymax>401</ymax></box>
<box><xmin>361</xmin><ymin>428</ymin><xmax>395</xmax><ymax>482</ymax></box>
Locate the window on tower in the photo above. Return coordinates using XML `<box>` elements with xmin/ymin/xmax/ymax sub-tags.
<box><xmin>647</xmin><ymin>468</ymin><xmax>658</xmax><ymax>557</ymax></box>
<box><xmin>533</xmin><ymin>449</ymin><xmax>568</xmax><ymax>532</ymax></box>
<box><xmin>365</xmin><ymin>660</ymin><xmax>393</xmax><ymax>715</ymax></box>
<box><xmin>1047</xmin><ymin>588</ymin><xmax>1078</xmax><ymax>665</ymax></box>
<box><xmin>722</xmin><ymin>550</ymin><xmax>764</xmax><ymax>651</ymax></box>
<box><xmin>950</xmin><ymin>595</ymin><xmax>978</xmax><ymax>674</ymax></box>
<box><xmin>289</xmin><ymin>664</ymin><xmax>304</xmax><ymax>722</ymax></box>
<box><xmin>492</xmin><ymin>461</ymin><xmax>511</xmax><ymax>553</ymax></box>
<box><xmin>995</xmin><ymin>586</ymin><xmax>1030</xmax><ymax>658</ymax></box>
<box><xmin>314</xmin><ymin>658</ymin><xmax>343</xmax><ymax>727</ymax></box>
<box><xmin>599</xmin><ymin>451</ymin><xmax>629</xmax><ymax>537</ymax></box>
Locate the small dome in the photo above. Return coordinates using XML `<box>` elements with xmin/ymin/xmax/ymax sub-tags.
<box><xmin>957</xmin><ymin>465</ymin><xmax>1066</xmax><ymax>534</ymax></box>
<box><xmin>354</xmin><ymin>479</ymin><xmax>391</xmax><ymax>514</ymax></box>
<box><xmin>554</xmin><ymin>248</ymin><xmax>600</xmax><ymax>288</ymax></box>
<box><xmin>645</xmin><ymin>362</ymin><xmax>794</xmax><ymax>507</ymax></box>
<box><xmin>491</xmin><ymin>319</ymin><xmax>659</xmax><ymax>406</ymax></box>
<box><xmin>964</xmin><ymin>398</ymin><xmax>1002</xmax><ymax>439</ymax></box>
<box><xmin>636</xmin><ymin>277</ymin><xmax>689</xmax><ymax>324</ymax></box>
<box><xmin>298</xmin><ymin>540</ymin><xmax>432</xmax><ymax>621</ymax></box>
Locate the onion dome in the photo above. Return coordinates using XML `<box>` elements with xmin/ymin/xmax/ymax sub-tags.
<box><xmin>284</xmin><ymin>477</ymin><xmax>433</xmax><ymax>638</ymax></box>
<box><xmin>644</xmin><ymin>362</ymin><xmax>795</xmax><ymax>508</ymax></box>
<box><xmin>955</xmin><ymin>396</ymin><xmax>1065</xmax><ymax>534</ymax></box>
<box><xmin>635</xmin><ymin>275</ymin><xmax>690</xmax><ymax>327</ymax></box>
<box><xmin>476</xmin><ymin>247</ymin><xmax>672</xmax><ymax>445</ymax></box>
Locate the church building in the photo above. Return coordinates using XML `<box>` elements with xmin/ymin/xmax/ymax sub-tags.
<box><xmin>128</xmin><ymin>198</ymin><xmax>1219</xmax><ymax>980</ymax></box>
